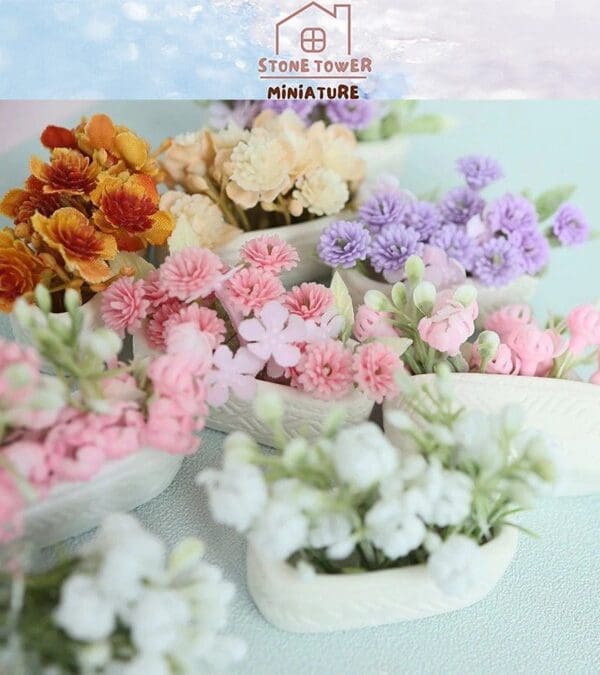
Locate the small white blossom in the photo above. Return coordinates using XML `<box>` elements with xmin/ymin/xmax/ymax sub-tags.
<box><xmin>198</xmin><ymin>464</ymin><xmax>268</xmax><ymax>532</ymax></box>
<box><xmin>77</xmin><ymin>641</ymin><xmax>112</xmax><ymax>672</ymax></box>
<box><xmin>365</xmin><ymin>500</ymin><xmax>426</xmax><ymax>559</ymax></box>
<box><xmin>428</xmin><ymin>470</ymin><xmax>473</xmax><ymax>527</ymax></box>
<box><xmin>249</xmin><ymin>501</ymin><xmax>308</xmax><ymax>560</ymax></box>
<box><xmin>129</xmin><ymin>589</ymin><xmax>190</xmax><ymax>655</ymax></box>
<box><xmin>308</xmin><ymin>513</ymin><xmax>355</xmax><ymax>560</ymax></box>
<box><xmin>427</xmin><ymin>534</ymin><xmax>485</xmax><ymax>595</ymax></box>
<box><xmin>331</xmin><ymin>423</ymin><xmax>399</xmax><ymax>491</ymax></box>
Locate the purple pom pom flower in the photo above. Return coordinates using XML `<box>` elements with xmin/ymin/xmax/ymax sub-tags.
<box><xmin>261</xmin><ymin>100</ymin><xmax>318</xmax><ymax>121</ymax></box>
<box><xmin>440</xmin><ymin>187</ymin><xmax>485</xmax><ymax>225</ymax></box>
<box><xmin>456</xmin><ymin>155</ymin><xmax>504</xmax><ymax>190</ymax></box>
<box><xmin>552</xmin><ymin>204</ymin><xmax>590</xmax><ymax>246</ymax></box>
<box><xmin>430</xmin><ymin>224</ymin><xmax>479</xmax><ymax>271</ymax></box>
<box><xmin>358</xmin><ymin>191</ymin><xmax>410</xmax><ymax>233</ymax></box>
<box><xmin>472</xmin><ymin>236</ymin><xmax>524</xmax><ymax>287</ymax></box>
<box><xmin>317</xmin><ymin>220</ymin><xmax>371</xmax><ymax>268</ymax></box>
<box><xmin>369</xmin><ymin>225</ymin><xmax>423</xmax><ymax>274</ymax></box>
<box><xmin>512</xmin><ymin>229</ymin><xmax>551</xmax><ymax>275</ymax></box>
<box><xmin>485</xmin><ymin>193</ymin><xmax>538</xmax><ymax>235</ymax></box>
<box><xmin>402</xmin><ymin>201</ymin><xmax>443</xmax><ymax>241</ymax></box>
<box><xmin>326</xmin><ymin>100</ymin><xmax>379</xmax><ymax>130</ymax></box>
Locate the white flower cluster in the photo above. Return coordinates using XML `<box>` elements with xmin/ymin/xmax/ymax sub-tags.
<box><xmin>198</xmin><ymin>376</ymin><xmax>557</xmax><ymax>597</ymax></box>
<box><xmin>53</xmin><ymin>514</ymin><xmax>245</xmax><ymax>674</ymax></box>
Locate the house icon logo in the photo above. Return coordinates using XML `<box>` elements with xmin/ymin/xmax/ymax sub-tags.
<box><xmin>275</xmin><ymin>2</ymin><xmax>352</xmax><ymax>56</ymax></box>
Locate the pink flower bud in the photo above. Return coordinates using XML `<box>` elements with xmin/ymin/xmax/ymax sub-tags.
<box><xmin>417</xmin><ymin>291</ymin><xmax>478</xmax><ymax>357</ymax></box>
<box><xmin>566</xmin><ymin>305</ymin><xmax>600</xmax><ymax>354</ymax></box>
<box><xmin>503</xmin><ymin>325</ymin><xmax>556</xmax><ymax>376</ymax></box>
<box><xmin>353</xmin><ymin>305</ymin><xmax>397</xmax><ymax>343</ymax></box>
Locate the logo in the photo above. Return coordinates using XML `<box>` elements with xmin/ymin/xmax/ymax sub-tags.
<box><xmin>258</xmin><ymin>2</ymin><xmax>372</xmax><ymax>101</ymax></box>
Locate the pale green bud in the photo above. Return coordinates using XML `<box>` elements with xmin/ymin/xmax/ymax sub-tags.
<box><xmin>453</xmin><ymin>284</ymin><xmax>477</xmax><ymax>307</ymax></box>
<box><xmin>168</xmin><ymin>537</ymin><xmax>205</xmax><ymax>576</ymax></box>
<box><xmin>364</xmin><ymin>289</ymin><xmax>391</xmax><ymax>312</ymax></box>
<box><xmin>254</xmin><ymin>391</ymin><xmax>284</xmax><ymax>425</ymax></box>
<box><xmin>223</xmin><ymin>431</ymin><xmax>257</xmax><ymax>467</ymax></box>
<box><xmin>282</xmin><ymin>437</ymin><xmax>309</xmax><ymax>469</ymax></box>
<box><xmin>81</xmin><ymin>329</ymin><xmax>122</xmax><ymax>362</ymax></box>
<box><xmin>412</xmin><ymin>281</ymin><xmax>437</xmax><ymax>314</ymax></box>
<box><xmin>64</xmin><ymin>288</ymin><xmax>81</xmax><ymax>314</ymax></box>
<box><xmin>384</xmin><ymin>409</ymin><xmax>414</xmax><ymax>431</ymax></box>
<box><xmin>13</xmin><ymin>298</ymin><xmax>33</xmax><ymax>329</ymax></box>
<box><xmin>404</xmin><ymin>255</ymin><xmax>425</xmax><ymax>286</ymax></box>
<box><xmin>391</xmin><ymin>282</ymin><xmax>407</xmax><ymax>308</ymax></box>
<box><xmin>34</xmin><ymin>284</ymin><xmax>51</xmax><ymax>313</ymax></box>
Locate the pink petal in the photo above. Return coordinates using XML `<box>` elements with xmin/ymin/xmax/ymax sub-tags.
<box><xmin>232</xmin><ymin>375</ymin><xmax>258</xmax><ymax>401</ymax></box>
<box><xmin>239</xmin><ymin>318</ymin><xmax>267</xmax><ymax>342</ymax></box>
<box><xmin>213</xmin><ymin>345</ymin><xmax>234</xmax><ymax>369</ymax></box>
<box><xmin>273</xmin><ymin>343</ymin><xmax>301</xmax><ymax>368</ymax></box>
<box><xmin>281</xmin><ymin>314</ymin><xmax>307</xmax><ymax>343</ymax></box>
<box><xmin>207</xmin><ymin>382</ymin><xmax>230</xmax><ymax>407</ymax></box>
<box><xmin>259</xmin><ymin>301</ymin><xmax>289</xmax><ymax>332</ymax></box>
<box><xmin>235</xmin><ymin>347</ymin><xmax>264</xmax><ymax>375</ymax></box>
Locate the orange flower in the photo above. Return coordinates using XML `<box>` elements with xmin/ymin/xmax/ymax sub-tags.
<box><xmin>0</xmin><ymin>229</ymin><xmax>45</xmax><ymax>312</ymax></box>
<box><xmin>31</xmin><ymin>207</ymin><xmax>117</xmax><ymax>284</ymax></box>
<box><xmin>30</xmin><ymin>148</ymin><xmax>100</xmax><ymax>195</ymax></box>
<box><xmin>0</xmin><ymin>176</ymin><xmax>83</xmax><ymax>225</ymax></box>
<box><xmin>40</xmin><ymin>125</ymin><xmax>78</xmax><ymax>150</ymax></box>
<box><xmin>91</xmin><ymin>173</ymin><xmax>173</xmax><ymax>251</ymax></box>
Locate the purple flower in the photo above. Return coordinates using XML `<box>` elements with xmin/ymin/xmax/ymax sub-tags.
<box><xmin>209</xmin><ymin>101</ymin><xmax>261</xmax><ymax>130</ymax></box>
<box><xmin>512</xmin><ymin>229</ymin><xmax>550</xmax><ymax>275</ymax></box>
<box><xmin>440</xmin><ymin>187</ymin><xmax>485</xmax><ymax>225</ymax></box>
<box><xmin>552</xmin><ymin>204</ymin><xmax>590</xmax><ymax>246</ymax></box>
<box><xmin>472</xmin><ymin>236</ymin><xmax>524</xmax><ymax>287</ymax></box>
<box><xmin>325</xmin><ymin>100</ymin><xmax>379</xmax><ymax>130</ymax></box>
<box><xmin>318</xmin><ymin>220</ymin><xmax>371</xmax><ymax>268</ymax></box>
<box><xmin>402</xmin><ymin>201</ymin><xmax>442</xmax><ymax>241</ymax></box>
<box><xmin>261</xmin><ymin>100</ymin><xmax>318</xmax><ymax>122</ymax></box>
<box><xmin>358</xmin><ymin>191</ymin><xmax>409</xmax><ymax>233</ymax></box>
<box><xmin>369</xmin><ymin>224</ymin><xmax>423</xmax><ymax>273</ymax></box>
<box><xmin>430</xmin><ymin>224</ymin><xmax>479</xmax><ymax>271</ymax></box>
<box><xmin>456</xmin><ymin>155</ymin><xmax>503</xmax><ymax>190</ymax></box>
<box><xmin>485</xmin><ymin>193</ymin><xmax>538</xmax><ymax>235</ymax></box>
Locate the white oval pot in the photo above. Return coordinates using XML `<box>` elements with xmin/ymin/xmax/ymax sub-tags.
<box><xmin>217</xmin><ymin>215</ymin><xmax>343</xmax><ymax>288</ymax></box>
<box><xmin>337</xmin><ymin>267</ymin><xmax>538</xmax><ymax>322</ymax></box>
<box><xmin>24</xmin><ymin>449</ymin><xmax>183</xmax><ymax>547</ymax></box>
<box><xmin>383</xmin><ymin>373</ymin><xmax>600</xmax><ymax>497</ymax></box>
<box><xmin>246</xmin><ymin>527</ymin><xmax>518</xmax><ymax>633</ymax></box>
<box><xmin>356</xmin><ymin>136</ymin><xmax>408</xmax><ymax>178</ymax></box>
<box><xmin>133</xmin><ymin>334</ymin><xmax>374</xmax><ymax>448</ymax></box>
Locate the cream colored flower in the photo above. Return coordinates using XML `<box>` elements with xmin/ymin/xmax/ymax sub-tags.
<box><xmin>309</xmin><ymin>122</ymin><xmax>365</xmax><ymax>183</ymax></box>
<box><xmin>291</xmin><ymin>168</ymin><xmax>350</xmax><ymax>217</ymax></box>
<box><xmin>226</xmin><ymin>127</ymin><xmax>293</xmax><ymax>209</ymax></box>
<box><xmin>160</xmin><ymin>191</ymin><xmax>241</xmax><ymax>252</ymax></box>
<box><xmin>161</xmin><ymin>130</ymin><xmax>215</xmax><ymax>193</ymax></box>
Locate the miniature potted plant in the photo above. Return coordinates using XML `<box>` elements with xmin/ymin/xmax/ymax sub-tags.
<box><xmin>197</xmin><ymin>371</ymin><xmax>557</xmax><ymax>633</ymax></box>
<box><xmin>1</xmin><ymin>285</ymin><xmax>212</xmax><ymax>546</ymax></box>
<box><xmin>0</xmin><ymin>114</ymin><xmax>171</xmax><ymax>344</ymax></box>
<box><xmin>102</xmin><ymin>236</ymin><xmax>408</xmax><ymax>446</ymax></box>
<box><xmin>208</xmin><ymin>100</ymin><xmax>449</xmax><ymax>177</ymax></box>
<box><xmin>317</xmin><ymin>156</ymin><xmax>590</xmax><ymax>317</ymax></box>
<box><xmin>0</xmin><ymin>513</ymin><xmax>245</xmax><ymax>673</ymax></box>
<box><xmin>159</xmin><ymin>108</ymin><xmax>365</xmax><ymax>285</ymax></box>
<box><xmin>358</xmin><ymin>254</ymin><xmax>600</xmax><ymax>495</ymax></box>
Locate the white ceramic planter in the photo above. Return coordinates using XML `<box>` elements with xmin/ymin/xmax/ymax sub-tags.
<box><xmin>337</xmin><ymin>266</ymin><xmax>538</xmax><ymax>322</ymax></box>
<box><xmin>246</xmin><ymin>527</ymin><xmax>518</xmax><ymax>633</ymax></box>
<box><xmin>217</xmin><ymin>215</ymin><xmax>342</xmax><ymax>287</ymax></box>
<box><xmin>383</xmin><ymin>373</ymin><xmax>600</xmax><ymax>497</ymax></box>
<box><xmin>356</xmin><ymin>136</ymin><xmax>408</xmax><ymax>178</ymax></box>
<box><xmin>24</xmin><ymin>449</ymin><xmax>183</xmax><ymax>547</ymax></box>
<box><xmin>133</xmin><ymin>334</ymin><xmax>374</xmax><ymax>447</ymax></box>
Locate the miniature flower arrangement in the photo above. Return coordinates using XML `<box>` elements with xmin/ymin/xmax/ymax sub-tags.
<box><xmin>1</xmin><ymin>513</ymin><xmax>245</xmax><ymax>673</ymax></box>
<box><xmin>160</xmin><ymin>108</ymin><xmax>365</xmax><ymax>283</ymax></box>
<box><xmin>318</xmin><ymin>156</ymin><xmax>590</xmax><ymax>314</ymax></box>
<box><xmin>101</xmin><ymin>236</ymin><xmax>407</xmax><ymax>445</ymax></box>
<box><xmin>0</xmin><ymin>114</ymin><xmax>173</xmax><ymax>318</ymax></box>
<box><xmin>198</xmin><ymin>372</ymin><xmax>557</xmax><ymax>633</ymax></box>
<box><xmin>0</xmin><ymin>285</ymin><xmax>211</xmax><ymax>545</ymax></box>
<box><xmin>361</xmin><ymin>254</ymin><xmax>600</xmax><ymax>494</ymax></box>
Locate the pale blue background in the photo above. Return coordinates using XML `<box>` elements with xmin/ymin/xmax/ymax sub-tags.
<box><xmin>0</xmin><ymin>102</ymin><xmax>599</xmax><ymax>674</ymax></box>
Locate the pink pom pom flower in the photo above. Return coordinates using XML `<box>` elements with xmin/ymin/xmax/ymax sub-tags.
<box><xmin>284</xmin><ymin>282</ymin><xmax>334</xmax><ymax>320</ymax></box>
<box><xmin>164</xmin><ymin>303</ymin><xmax>226</xmax><ymax>350</ymax></box>
<box><xmin>240</xmin><ymin>235</ymin><xmax>300</xmax><ymax>274</ymax></box>
<box><xmin>224</xmin><ymin>267</ymin><xmax>285</xmax><ymax>316</ymax></box>
<box><xmin>101</xmin><ymin>277</ymin><xmax>149</xmax><ymax>337</ymax></box>
<box><xmin>159</xmin><ymin>248</ymin><xmax>224</xmax><ymax>302</ymax></box>
<box><xmin>144</xmin><ymin>298</ymin><xmax>185</xmax><ymax>350</ymax></box>
<box><xmin>296</xmin><ymin>339</ymin><xmax>354</xmax><ymax>400</ymax></box>
<box><xmin>353</xmin><ymin>342</ymin><xmax>401</xmax><ymax>403</ymax></box>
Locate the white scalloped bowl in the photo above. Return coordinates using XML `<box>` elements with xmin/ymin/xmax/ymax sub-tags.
<box><xmin>24</xmin><ymin>449</ymin><xmax>183</xmax><ymax>547</ymax></box>
<box><xmin>217</xmin><ymin>215</ymin><xmax>341</xmax><ymax>287</ymax></box>
<box><xmin>383</xmin><ymin>373</ymin><xmax>600</xmax><ymax>497</ymax></box>
<box><xmin>246</xmin><ymin>527</ymin><xmax>518</xmax><ymax>633</ymax></box>
<box><xmin>133</xmin><ymin>334</ymin><xmax>374</xmax><ymax>447</ymax></box>
<box><xmin>356</xmin><ymin>136</ymin><xmax>408</xmax><ymax>178</ymax></box>
<box><xmin>337</xmin><ymin>266</ymin><xmax>538</xmax><ymax>322</ymax></box>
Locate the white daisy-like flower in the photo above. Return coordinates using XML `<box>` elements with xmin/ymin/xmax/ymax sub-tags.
<box><xmin>427</xmin><ymin>534</ymin><xmax>485</xmax><ymax>595</ymax></box>
<box><xmin>292</xmin><ymin>168</ymin><xmax>349</xmax><ymax>217</ymax></box>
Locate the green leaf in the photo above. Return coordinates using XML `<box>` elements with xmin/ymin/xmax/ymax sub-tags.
<box><xmin>109</xmin><ymin>252</ymin><xmax>155</xmax><ymax>279</ymax></box>
<box><xmin>330</xmin><ymin>271</ymin><xmax>355</xmax><ymax>340</ymax></box>
<box><xmin>401</xmin><ymin>114</ymin><xmax>450</xmax><ymax>135</ymax></box>
<box><xmin>534</xmin><ymin>185</ymin><xmax>576</xmax><ymax>222</ymax></box>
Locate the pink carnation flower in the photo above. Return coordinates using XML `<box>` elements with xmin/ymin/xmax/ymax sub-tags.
<box><xmin>143</xmin><ymin>398</ymin><xmax>200</xmax><ymax>455</ymax></box>
<box><xmin>484</xmin><ymin>304</ymin><xmax>533</xmax><ymax>341</ymax></box>
<box><xmin>164</xmin><ymin>303</ymin><xmax>226</xmax><ymax>350</ymax></box>
<box><xmin>224</xmin><ymin>267</ymin><xmax>285</xmax><ymax>316</ymax></box>
<box><xmin>503</xmin><ymin>324</ymin><xmax>557</xmax><ymax>376</ymax></box>
<box><xmin>143</xmin><ymin>269</ymin><xmax>171</xmax><ymax>309</ymax></box>
<box><xmin>0</xmin><ymin>470</ymin><xmax>24</xmax><ymax>542</ymax></box>
<box><xmin>147</xmin><ymin>352</ymin><xmax>208</xmax><ymax>417</ymax></box>
<box><xmin>101</xmin><ymin>277</ymin><xmax>150</xmax><ymax>337</ymax></box>
<box><xmin>296</xmin><ymin>339</ymin><xmax>354</xmax><ymax>400</ymax></box>
<box><xmin>470</xmin><ymin>342</ymin><xmax>520</xmax><ymax>375</ymax></box>
<box><xmin>165</xmin><ymin>322</ymin><xmax>214</xmax><ymax>376</ymax></box>
<box><xmin>206</xmin><ymin>345</ymin><xmax>263</xmax><ymax>406</ymax></box>
<box><xmin>2</xmin><ymin>439</ymin><xmax>51</xmax><ymax>492</ymax></box>
<box><xmin>98</xmin><ymin>402</ymin><xmax>146</xmax><ymax>461</ymax></box>
<box><xmin>284</xmin><ymin>282</ymin><xmax>334</xmax><ymax>320</ymax></box>
<box><xmin>353</xmin><ymin>305</ymin><xmax>398</xmax><ymax>342</ymax></box>
<box><xmin>353</xmin><ymin>342</ymin><xmax>401</xmax><ymax>403</ymax></box>
<box><xmin>144</xmin><ymin>298</ymin><xmax>185</xmax><ymax>350</ymax></box>
<box><xmin>240</xmin><ymin>235</ymin><xmax>300</xmax><ymax>274</ymax></box>
<box><xmin>566</xmin><ymin>305</ymin><xmax>600</xmax><ymax>354</ymax></box>
<box><xmin>159</xmin><ymin>248</ymin><xmax>224</xmax><ymax>302</ymax></box>
<box><xmin>417</xmin><ymin>290</ymin><xmax>478</xmax><ymax>356</ymax></box>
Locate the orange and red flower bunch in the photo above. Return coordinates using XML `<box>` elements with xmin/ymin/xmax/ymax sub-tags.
<box><xmin>0</xmin><ymin>114</ymin><xmax>174</xmax><ymax>312</ymax></box>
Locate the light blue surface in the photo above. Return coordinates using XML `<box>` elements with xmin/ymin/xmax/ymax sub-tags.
<box><xmin>0</xmin><ymin>102</ymin><xmax>599</xmax><ymax>674</ymax></box>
